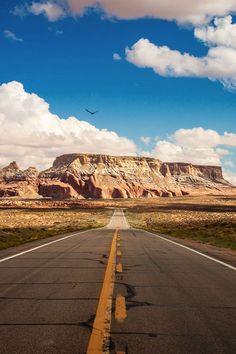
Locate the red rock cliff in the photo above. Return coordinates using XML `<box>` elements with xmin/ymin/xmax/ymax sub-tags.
<box><xmin>0</xmin><ymin>154</ymin><xmax>234</xmax><ymax>199</ymax></box>
<box><xmin>38</xmin><ymin>154</ymin><xmax>232</xmax><ymax>199</ymax></box>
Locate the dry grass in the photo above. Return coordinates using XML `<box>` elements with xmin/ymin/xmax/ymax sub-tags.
<box><xmin>1</xmin><ymin>195</ymin><xmax>236</xmax><ymax>210</ymax></box>
<box><xmin>125</xmin><ymin>196</ymin><xmax>236</xmax><ymax>249</ymax></box>
<box><xmin>0</xmin><ymin>209</ymin><xmax>111</xmax><ymax>250</ymax></box>
<box><xmin>0</xmin><ymin>195</ymin><xmax>235</xmax><ymax>250</ymax></box>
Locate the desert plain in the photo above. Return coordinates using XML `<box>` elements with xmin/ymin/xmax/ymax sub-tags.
<box><xmin>0</xmin><ymin>195</ymin><xmax>235</xmax><ymax>261</ymax></box>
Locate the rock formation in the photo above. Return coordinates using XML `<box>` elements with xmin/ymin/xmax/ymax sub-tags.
<box><xmin>0</xmin><ymin>154</ymin><xmax>234</xmax><ymax>199</ymax></box>
<box><xmin>0</xmin><ymin>162</ymin><xmax>39</xmax><ymax>198</ymax></box>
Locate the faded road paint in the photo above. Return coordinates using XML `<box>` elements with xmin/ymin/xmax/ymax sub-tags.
<box><xmin>116</xmin><ymin>263</ymin><xmax>123</xmax><ymax>273</ymax></box>
<box><xmin>115</xmin><ymin>294</ymin><xmax>127</xmax><ymax>323</ymax></box>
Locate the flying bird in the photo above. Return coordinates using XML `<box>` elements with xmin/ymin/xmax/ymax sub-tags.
<box><xmin>85</xmin><ymin>108</ymin><xmax>99</xmax><ymax>115</ymax></box>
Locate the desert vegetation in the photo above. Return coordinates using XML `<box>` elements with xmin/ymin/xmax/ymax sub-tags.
<box><xmin>0</xmin><ymin>195</ymin><xmax>235</xmax><ymax>250</ymax></box>
<box><xmin>125</xmin><ymin>196</ymin><xmax>236</xmax><ymax>249</ymax></box>
<box><xmin>0</xmin><ymin>208</ymin><xmax>111</xmax><ymax>250</ymax></box>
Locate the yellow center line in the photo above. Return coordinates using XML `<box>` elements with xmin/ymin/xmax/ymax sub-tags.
<box><xmin>115</xmin><ymin>294</ymin><xmax>127</xmax><ymax>323</ymax></box>
<box><xmin>117</xmin><ymin>250</ymin><xmax>122</xmax><ymax>257</ymax></box>
<box><xmin>86</xmin><ymin>229</ymin><xmax>118</xmax><ymax>354</ymax></box>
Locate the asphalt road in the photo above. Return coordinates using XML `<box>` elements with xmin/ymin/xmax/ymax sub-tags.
<box><xmin>0</xmin><ymin>210</ymin><xmax>236</xmax><ymax>354</ymax></box>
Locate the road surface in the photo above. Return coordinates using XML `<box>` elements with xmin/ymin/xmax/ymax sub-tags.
<box><xmin>0</xmin><ymin>209</ymin><xmax>235</xmax><ymax>353</ymax></box>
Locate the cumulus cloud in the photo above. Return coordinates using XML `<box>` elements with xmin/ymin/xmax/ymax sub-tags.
<box><xmin>113</xmin><ymin>53</ymin><xmax>121</xmax><ymax>61</ymax></box>
<box><xmin>172</xmin><ymin>127</ymin><xmax>236</xmax><ymax>148</ymax></box>
<box><xmin>223</xmin><ymin>169</ymin><xmax>236</xmax><ymax>185</ymax></box>
<box><xmin>124</xmin><ymin>15</ymin><xmax>236</xmax><ymax>89</ymax></box>
<box><xmin>152</xmin><ymin>127</ymin><xmax>236</xmax><ymax>164</ymax></box>
<box><xmin>39</xmin><ymin>1</ymin><xmax>236</xmax><ymax>25</ymax></box>
<box><xmin>13</xmin><ymin>1</ymin><xmax>236</xmax><ymax>25</ymax></box>
<box><xmin>0</xmin><ymin>81</ymin><xmax>136</xmax><ymax>170</ymax></box>
<box><xmin>195</xmin><ymin>16</ymin><xmax>236</xmax><ymax>49</ymax></box>
<box><xmin>126</xmin><ymin>32</ymin><xmax>236</xmax><ymax>89</ymax></box>
<box><xmin>150</xmin><ymin>127</ymin><xmax>236</xmax><ymax>184</ymax></box>
<box><xmin>3</xmin><ymin>30</ymin><xmax>23</xmax><ymax>42</ymax></box>
<box><xmin>12</xmin><ymin>2</ymin><xmax>66</xmax><ymax>21</ymax></box>
<box><xmin>29</xmin><ymin>1</ymin><xmax>66</xmax><ymax>21</ymax></box>
<box><xmin>152</xmin><ymin>141</ymin><xmax>223</xmax><ymax>166</ymax></box>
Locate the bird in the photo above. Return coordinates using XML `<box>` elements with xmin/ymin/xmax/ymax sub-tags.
<box><xmin>85</xmin><ymin>108</ymin><xmax>99</xmax><ymax>115</ymax></box>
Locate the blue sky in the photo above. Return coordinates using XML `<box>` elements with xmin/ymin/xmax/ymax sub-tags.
<box><xmin>0</xmin><ymin>1</ymin><xmax>236</xmax><ymax>183</ymax></box>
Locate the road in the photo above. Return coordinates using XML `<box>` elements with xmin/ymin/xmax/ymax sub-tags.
<box><xmin>0</xmin><ymin>209</ymin><xmax>235</xmax><ymax>353</ymax></box>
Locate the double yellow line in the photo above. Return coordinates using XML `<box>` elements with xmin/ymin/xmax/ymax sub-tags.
<box><xmin>86</xmin><ymin>229</ymin><xmax>126</xmax><ymax>354</ymax></box>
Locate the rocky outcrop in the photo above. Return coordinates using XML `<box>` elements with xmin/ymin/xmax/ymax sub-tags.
<box><xmin>0</xmin><ymin>154</ymin><xmax>234</xmax><ymax>199</ymax></box>
<box><xmin>39</xmin><ymin>181</ymin><xmax>80</xmax><ymax>200</ymax></box>
<box><xmin>39</xmin><ymin>154</ymin><xmax>233</xmax><ymax>199</ymax></box>
<box><xmin>0</xmin><ymin>162</ymin><xmax>39</xmax><ymax>198</ymax></box>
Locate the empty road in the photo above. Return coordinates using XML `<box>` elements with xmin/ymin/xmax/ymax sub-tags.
<box><xmin>0</xmin><ymin>209</ymin><xmax>235</xmax><ymax>353</ymax></box>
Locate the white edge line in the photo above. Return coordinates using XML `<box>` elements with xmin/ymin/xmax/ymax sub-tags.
<box><xmin>0</xmin><ymin>228</ymin><xmax>96</xmax><ymax>263</ymax></box>
<box><xmin>134</xmin><ymin>228</ymin><xmax>236</xmax><ymax>271</ymax></box>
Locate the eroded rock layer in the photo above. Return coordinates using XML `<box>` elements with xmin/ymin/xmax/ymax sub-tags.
<box><xmin>0</xmin><ymin>154</ymin><xmax>234</xmax><ymax>199</ymax></box>
<box><xmin>0</xmin><ymin>162</ymin><xmax>39</xmax><ymax>198</ymax></box>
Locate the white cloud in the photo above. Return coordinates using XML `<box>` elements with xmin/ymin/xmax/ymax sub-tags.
<box><xmin>16</xmin><ymin>1</ymin><xmax>236</xmax><ymax>25</ymax></box>
<box><xmin>220</xmin><ymin>132</ymin><xmax>236</xmax><ymax>146</ymax></box>
<box><xmin>3</xmin><ymin>30</ymin><xmax>23</xmax><ymax>42</ymax></box>
<box><xmin>113</xmin><ymin>53</ymin><xmax>121</xmax><ymax>61</ymax></box>
<box><xmin>173</xmin><ymin>127</ymin><xmax>220</xmax><ymax>148</ymax></box>
<box><xmin>195</xmin><ymin>16</ymin><xmax>236</xmax><ymax>49</ymax></box>
<box><xmin>140</xmin><ymin>136</ymin><xmax>151</xmax><ymax>145</ymax></box>
<box><xmin>152</xmin><ymin>141</ymin><xmax>223</xmax><ymax>166</ymax></box>
<box><xmin>126</xmin><ymin>35</ymin><xmax>236</xmax><ymax>89</ymax></box>
<box><xmin>173</xmin><ymin>128</ymin><xmax>236</xmax><ymax>148</ymax></box>
<box><xmin>151</xmin><ymin>127</ymin><xmax>236</xmax><ymax>170</ymax></box>
<box><xmin>12</xmin><ymin>2</ymin><xmax>66</xmax><ymax>21</ymax></box>
<box><xmin>63</xmin><ymin>0</ymin><xmax>236</xmax><ymax>25</ymax></box>
<box><xmin>223</xmin><ymin>169</ymin><xmax>236</xmax><ymax>185</ymax></box>
<box><xmin>29</xmin><ymin>1</ymin><xmax>66</xmax><ymax>21</ymax></box>
<box><xmin>0</xmin><ymin>81</ymin><xmax>136</xmax><ymax>170</ymax></box>
<box><xmin>24</xmin><ymin>4</ymin><xmax>236</xmax><ymax>91</ymax></box>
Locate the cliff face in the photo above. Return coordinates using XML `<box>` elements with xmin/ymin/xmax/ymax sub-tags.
<box><xmin>0</xmin><ymin>162</ymin><xmax>39</xmax><ymax>198</ymax></box>
<box><xmin>0</xmin><ymin>153</ymin><xmax>233</xmax><ymax>199</ymax></box>
<box><xmin>39</xmin><ymin>153</ymin><xmax>232</xmax><ymax>199</ymax></box>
